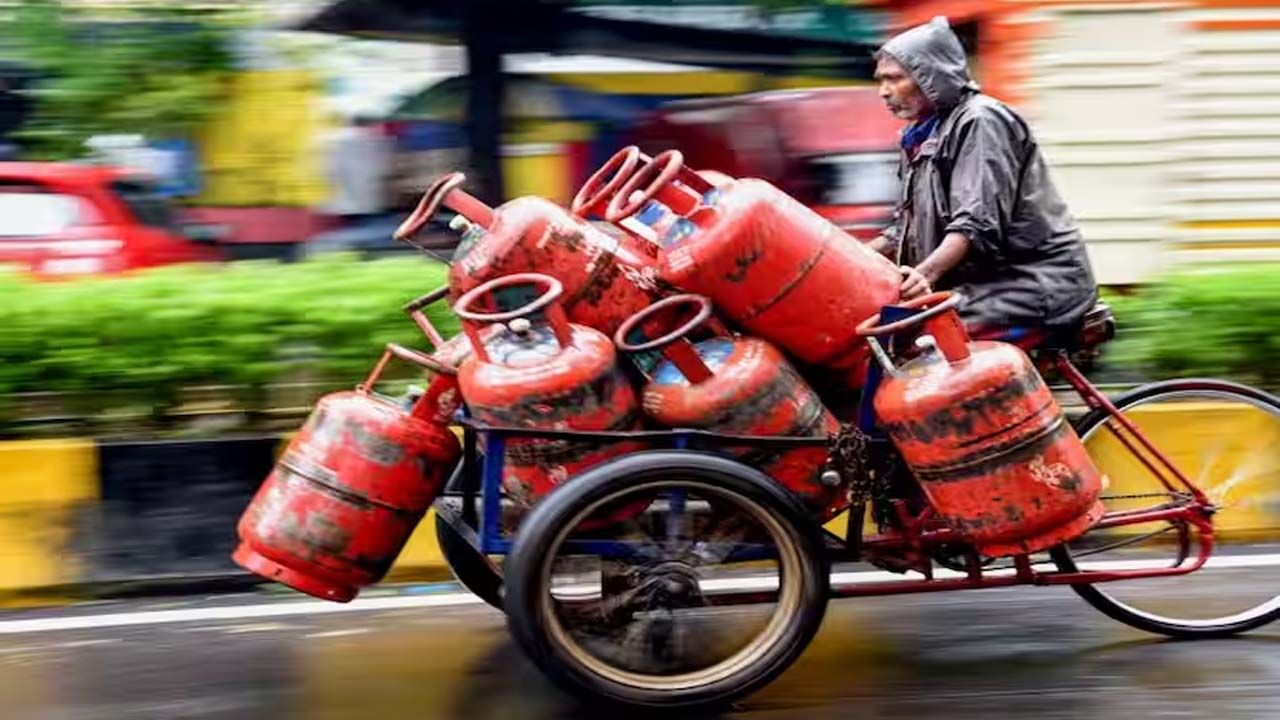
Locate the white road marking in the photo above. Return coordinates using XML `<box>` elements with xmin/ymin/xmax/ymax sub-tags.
<box><xmin>2</xmin><ymin>553</ymin><xmax>1278</xmax><ymax>637</ymax></box>
<box><xmin>831</xmin><ymin>552</ymin><xmax>1280</xmax><ymax>586</ymax></box>
<box><xmin>0</xmin><ymin>593</ymin><xmax>481</xmax><ymax>635</ymax></box>
<box><xmin>304</xmin><ymin>628</ymin><xmax>370</xmax><ymax>639</ymax></box>
<box><xmin>221</xmin><ymin>623</ymin><xmax>304</xmax><ymax>635</ymax></box>
<box><xmin>0</xmin><ymin>639</ymin><xmax>121</xmax><ymax>653</ymax></box>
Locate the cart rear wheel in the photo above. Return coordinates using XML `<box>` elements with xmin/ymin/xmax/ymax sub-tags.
<box><xmin>504</xmin><ymin>451</ymin><xmax>829</xmax><ymax>710</ymax></box>
<box><xmin>1056</xmin><ymin>379</ymin><xmax>1280</xmax><ymax>638</ymax></box>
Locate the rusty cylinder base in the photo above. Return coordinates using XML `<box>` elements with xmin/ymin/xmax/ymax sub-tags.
<box><xmin>974</xmin><ymin>498</ymin><xmax>1107</xmax><ymax>559</ymax></box>
<box><xmin>233</xmin><ymin>544</ymin><xmax>358</xmax><ymax>604</ymax></box>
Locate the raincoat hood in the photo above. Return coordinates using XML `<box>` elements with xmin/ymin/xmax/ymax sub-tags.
<box><xmin>878</xmin><ymin>16</ymin><xmax>980</xmax><ymax>112</ymax></box>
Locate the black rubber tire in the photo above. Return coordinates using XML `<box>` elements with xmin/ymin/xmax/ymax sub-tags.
<box><xmin>434</xmin><ymin>511</ymin><xmax>504</xmax><ymax>611</ymax></box>
<box><xmin>504</xmin><ymin>451</ymin><xmax>830</xmax><ymax>710</ymax></box>
<box><xmin>1054</xmin><ymin>378</ymin><xmax>1280</xmax><ymax>639</ymax></box>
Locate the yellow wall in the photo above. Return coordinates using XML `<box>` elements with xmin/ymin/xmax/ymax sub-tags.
<box><xmin>1086</xmin><ymin>401</ymin><xmax>1280</xmax><ymax>536</ymax></box>
<box><xmin>388</xmin><ymin>509</ymin><xmax>450</xmax><ymax>580</ymax></box>
<box><xmin>197</xmin><ymin>69</ymin><xmax>332</xmax><ymax>207</ymax></box>
<box><xmin>0</xmin><ymin>440</ymin><xmax>97</xmax><ymax>598</ymax></box>
<box><xmin>498</xmin><ymin>120</ymin><xmax>596</xmax><ymax>205</ymax></box>
<box><xmin>501</xmin><ymin>149</ymin><xmax>572</xmax><ymax>205</ymax></box>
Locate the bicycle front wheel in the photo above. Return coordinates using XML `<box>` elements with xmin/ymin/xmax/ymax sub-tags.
<box><xmin>1054</xmin><ymin>379</ymin><xmax>1280</xmax><ymax>638</ymax></box>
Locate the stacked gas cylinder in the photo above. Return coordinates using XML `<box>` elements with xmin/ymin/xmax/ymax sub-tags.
<box><xmin>232</xmin><ymin>145</ymin><xmax>907</xmax><ymax>602</ymax></box>
<box><xmin>428</xmin><ymin>146</ymin><xmax>906</xmax><ymax>520</ymax></box>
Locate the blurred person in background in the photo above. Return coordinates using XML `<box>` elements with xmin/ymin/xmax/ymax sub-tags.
<box><xmin>305</xmin><ymin>111</ymin><xmax>409</xmax><ymax>258</ymax></box>
<box><xmin>323</xmin><ymin>112</ymin><xmax>392</xmax><ymax>225</ymax></box>
<box><xmin>868</xmin><ymin>17</ymin><xmax>1097</xmax><ymax>342</ymax></box>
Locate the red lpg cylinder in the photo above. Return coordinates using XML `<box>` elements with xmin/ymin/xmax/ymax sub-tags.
<box><xmin>455</xmin><ymin>273</ymin><xmax>643</xmax><ymax>511</ymax></box>
<box><xmin>616</xmin><ymin>295</ymin><xmax>846</xmax><ymax>520</ymax></box>
<box><xmin>605</xmin><ymin>150</ymin><xmax>901</xmax><ymax>382</ymax></box>
<box><xmin>395</xmin><ymin>172</ymin><xmax>660</xmax><ymax>338</ymax></box>
<box><xmin>571</xmin><ymin>145</ymin><xmax>732</xmax><ymax>246</ymax></box>
<box><xmin>571</xmin><ymin>145</ymin><xmax>654</xmax><ymax>242</ymax></box>
<box><xmin>858</xmin><ymin>293</ymin><xmax>1107</xmax><ymax>557</ymax></box>
<box><xmin>400</xmin><ymin>285</ymin><xmax>511</xmax><ymax>423</ymax></box>
<box><xmin>234</xmin><ymin>344</ymin><xmax>462</xmax><ymax>602</ymax></box>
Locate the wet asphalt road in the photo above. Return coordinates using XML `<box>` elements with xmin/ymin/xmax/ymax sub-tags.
<box><xmin>3</xmin><ymin>569</ymin><xmax>1280</xmax><ymax>720</ymax></box>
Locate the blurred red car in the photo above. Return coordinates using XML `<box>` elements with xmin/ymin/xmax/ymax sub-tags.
<box><xmin>0</xmin><ymin>162</ymin><xmax>224</xmax><ymax>278</ymax></box>
<box><xmin>631</xmin><ymin>86</ymin><xmax>903</xmax><ymax>240</ymax></box>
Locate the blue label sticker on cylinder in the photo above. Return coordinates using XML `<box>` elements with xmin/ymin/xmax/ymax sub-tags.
<box><xmin>653</xmin><ymin>338</ymin><xmax>734</xmax><ymax>385</ymax></box>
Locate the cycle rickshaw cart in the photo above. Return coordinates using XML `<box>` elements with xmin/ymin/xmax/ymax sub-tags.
<box><xmin>424</xmin><ymin>277</ymin><xmax>1280</xmax><ymax>710</ymax></box>
<box><xmin>232</xmin><ymin>152</ymin><xmax>1280</xmax><ymax>709</ymax></box>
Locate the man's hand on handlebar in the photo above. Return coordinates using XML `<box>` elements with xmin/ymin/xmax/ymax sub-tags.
<box><xmin>898</xmin><ymin>265</ymin><xmax>932</xmax><ymax>301</ymax></box>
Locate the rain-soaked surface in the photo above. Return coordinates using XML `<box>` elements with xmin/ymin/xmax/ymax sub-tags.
<box><xmin>3</xmin><ymin>562</ymin><xmax>1280</xmax><ymax>720</ymax></box>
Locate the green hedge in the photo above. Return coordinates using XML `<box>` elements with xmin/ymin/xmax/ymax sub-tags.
<box><xmin>1103</xmin><ymin>264</ymin><xmax>1280</xmax><ymax>389</ymax></box>
<box><xmin>0</xmin><ymin>258</ymin><xmax>1273</xmax><ymax>436</ymax></box>
<box><xmin>0</xmin><ymin>255</ymin><xmax>455</xmax><ymax>426</ymax></box>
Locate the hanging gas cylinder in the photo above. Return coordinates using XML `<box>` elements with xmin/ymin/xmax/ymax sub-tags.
<box><xmin>616</xmin><ymin>294</ymin><xmax>846</xmax><ymax>520</ymax></box>
<box><xmin>234</xmin><ymin>344</ymin><xmax>462</xmax><ymax>602</ymax></box>
<box><xmin>857</xmin><ymin>292</ymin><xmax>1107</xmax><ymax>557</ymax></box>
<box><xmin>395</xmin><ymin>172</ymin><xmax>660</xmax><ymax>338</ymax></box>
<box><xmin>605</xmin><ymin>149</ymin><xmax>901</xmax><ymax>384</ymax></box>
<box><xmin>455</xmin><ymin>272</ymin><xmax>643</xmax><ymax>512</ymax></box>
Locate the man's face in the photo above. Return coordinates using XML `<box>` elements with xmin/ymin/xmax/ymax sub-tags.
<box><xmin>875</xmin><ymin>56</ymin><xmax>931</xmax><ymax>121</ymax></box>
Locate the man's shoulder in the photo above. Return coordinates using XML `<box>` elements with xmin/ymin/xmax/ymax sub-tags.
<box><xmin>948</xmin><ymin>94</ymin><xmax>1029</xmax><ymax>138</ymax></box>
<box><xmin>955</xmin><ymin>93</ymin><xmax>1024</xmax><ymax>123</ymax></box>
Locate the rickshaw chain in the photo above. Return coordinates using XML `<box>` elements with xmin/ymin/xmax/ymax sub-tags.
<box><xmin>1100</xmin><ymin>492</ymin><xmax>1187</xmax><ymax>502</ymax></box>
<box><xmin>1065</xmin><ymin>523</ymin><xmax>1183</xmax><ymax>560</ymax></box>
<box><xmin>943</xmin><ymin>502</ymin><xmax>1188</xmax><ymax>571</ymax></box>
<box><xmin>964</xmin><ymin>523</ymin><xmax>1184</xmax><ymax>573</ymax></box>
<box><xmin>827</xmin><ymin>424</ymin><xmax>879</xmax><ymax>506</ymax></box>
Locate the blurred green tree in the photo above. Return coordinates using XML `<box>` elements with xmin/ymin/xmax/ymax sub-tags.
<box><xmin>0</xmin><ymin>0</ymin><xmax>237</xmax><ymax>159</ymax></box>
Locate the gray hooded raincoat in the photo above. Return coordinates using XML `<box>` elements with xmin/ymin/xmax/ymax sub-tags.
<box><xmin>878</xmin><ymin>18</ymin><xmax>1098</xmax><ymax>329</ymax></box>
